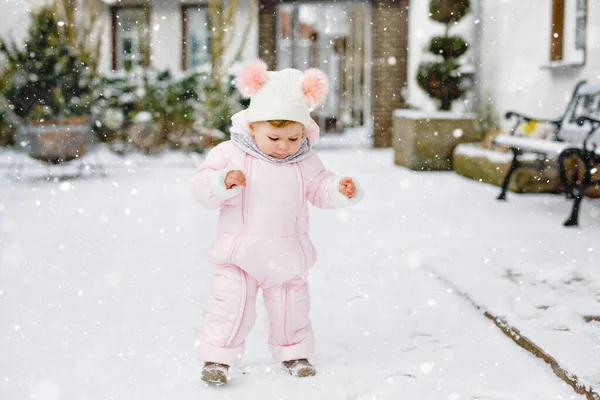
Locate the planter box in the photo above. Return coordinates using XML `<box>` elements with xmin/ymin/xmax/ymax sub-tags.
<box><xmin>393</xmin><ymin>109</ymin><xmax>479</xmax><ymax>171</ymax></box>
<box><xmin>25</xmin><ymin>116</ymin><xmax>91</xmax><ymax>164</ymax></box>
<box><xmin>0</xmin><ymin>121</ymin><xmax>15</xmax><ymax>146</ymax></box>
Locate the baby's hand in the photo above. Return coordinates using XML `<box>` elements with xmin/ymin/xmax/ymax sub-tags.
<box><xmin>338</xmin><ymin>177</ymin><xmax>356</xmax><ymax>198</ymax></box>
<box><xmin>225</xmin><ymin>170</ymin><xmax>246</xmax><ymax>189</ymax></box>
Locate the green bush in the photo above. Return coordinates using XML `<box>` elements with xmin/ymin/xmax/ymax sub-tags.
<box><xmin>417</xmin><ymin>60</ymin><xmax>464</xmax><ymax>111</ymax></box>
<box><xmin>428</xmin><ymin>36</ymin><xmax>468</xmax><ymax>60</ymax></box>
<box><xmin>429</xmin><ymin>0</ymin><xmax>471</xmax><ymax>24</ymax></box>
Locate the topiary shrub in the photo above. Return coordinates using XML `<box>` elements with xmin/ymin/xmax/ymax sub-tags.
<box><xmin>417</xmin><ymin>0</ymin><xmax>471</xmax><ymax>111</ymax></box>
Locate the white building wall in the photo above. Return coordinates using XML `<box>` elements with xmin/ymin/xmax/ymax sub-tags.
<box><xmin>149</xmin><ymin>0</ymin><xmax>182</xmax><ymax>72</ymax></box>
<box><xmin>98</xmin><ymin>6</ymin><xmax>112</xmax><ymax>74</ymax></box>
<box><xmin>478</xmin><ymin>0</ymin><xmax>600</xmax><ymax>130</ymax></box>
<box><xmin>0</xmin><ymin>0</ymin><xmax>47</xmax><ymax>46</ymax></box>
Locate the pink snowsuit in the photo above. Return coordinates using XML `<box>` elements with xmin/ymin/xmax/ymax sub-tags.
<box><xmin>190</xmin><ymin>111</ymin><xmax>362</xmax><ymax>366</ymax></box>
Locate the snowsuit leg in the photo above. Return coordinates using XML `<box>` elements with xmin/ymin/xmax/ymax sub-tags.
<box><xmin>262</xmin><ymin>276</ymin><xmax>314</xmax><ymax>362</ymax></box>
<box><xmin>198</xmin><ymin>264</ymin><xmax>259</xmax><ymax>366</ymax></box>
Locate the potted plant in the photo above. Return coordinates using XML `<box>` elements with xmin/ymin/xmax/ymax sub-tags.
<box><xmin>0</xmin><ymin>5</ymin><xmax>98</xmax><ymax>164</ymax></box>
<box><xmin>393</xmin><ymin>0</ymin><xmax>478</xmax><ymax>171</ymax></box>
<box><xmin>0</xmin><ymin>110</ymin><xmax>16</xmax><ymax>147</ymax></box>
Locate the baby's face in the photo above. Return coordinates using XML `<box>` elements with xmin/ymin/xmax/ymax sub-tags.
<box><xmin>249</xmin><ymin>121</ymin><xmax>304</xmax><ymax>159</ymax></box>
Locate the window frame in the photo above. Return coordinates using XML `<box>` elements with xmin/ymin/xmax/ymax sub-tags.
<box><xmin>181</xmin><ymin>3</ymin><xmax>212</xmax><ymax>71</ymax></box>
<box><xmin>549</xmin><ymin>0</ymin><xmax>587</xmax><ymax>66</ymax></box>
<box><xmin>111</xmin><ymin>5</ymin><xmax>151</xmax><ymax>71</ymax></box>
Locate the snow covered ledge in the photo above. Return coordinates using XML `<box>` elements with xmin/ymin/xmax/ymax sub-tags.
<box><xmin>392</xmin><ymin>109</ymin><xmax>478</xmax><ymax>171</ymax></box>
<box><xmin>452</xmin><ymin>143</ymin><xmax>562</xmax><ymax>194</ymax></box>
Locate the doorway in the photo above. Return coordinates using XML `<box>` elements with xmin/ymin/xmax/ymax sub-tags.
<box><xmin>275</xmin><ymin>2</ymin><xmax>371</xmax><ymax>133</ymax></box>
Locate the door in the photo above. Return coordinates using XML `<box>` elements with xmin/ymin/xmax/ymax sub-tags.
<box><xmin>275</xmin><ymin>2</ymin><xmax>371</xmax><ymax>133</ymax></box>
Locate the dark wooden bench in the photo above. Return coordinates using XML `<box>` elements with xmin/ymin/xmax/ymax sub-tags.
<box><xmin>493</xmin><ymin>80</ymin><xmax>600</xmax><ymax>227</ymax></box>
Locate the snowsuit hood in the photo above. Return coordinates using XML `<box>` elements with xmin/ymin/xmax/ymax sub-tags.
<box><xmin>229</xmin><ymin>110</ymin><xmax>313</xmax><ymax>165</ymax></box>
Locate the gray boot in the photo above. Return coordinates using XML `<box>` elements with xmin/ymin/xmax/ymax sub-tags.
<box><xmin>201</xmin><ymin>362</ymin><xmax>229</xmax><ymax>385</ymax></box>
<box><xmin>282</xmin><ymin>359</ymin><xmax>316</xmax><ymax>377</ymax></box>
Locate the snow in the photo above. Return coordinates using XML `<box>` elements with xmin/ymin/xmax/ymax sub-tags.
<box><xmin>394</xmin><ymin>109</ymin><xmax>476</xmax><ymax>120</ymax></box>
<box><xmin>133</xmin><ymin>111</ymin><xmax>153</xmax><ymax>123</ymax></box>
<box><xmin>454</xmin><ymin>142</ymin><xmax>544</xmax><ymax>163</ymax></box>
<box><xmin>0</xmin><ymin>143</ymin><xmax>597</xmax><ymax>399</ymax></box>
<box><xmin>313</xmin><ymin>126</ymin><xmax>373</xmax><ymax>150</ymax></box>
<box><xmin>493</xmin><ymin>134</ymin><xmax>586</xmax><ymax>155</ymax></box>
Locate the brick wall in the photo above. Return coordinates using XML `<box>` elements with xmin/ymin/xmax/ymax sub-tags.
<box><xmin>258</xmin><ymin>1</ymin><xmax>276</xmax><ymax>69</ymax></box>
<box><xmin>372</xmin><ymin>0</ymin><xmax>409</xmax><ymax>147</ymax></box>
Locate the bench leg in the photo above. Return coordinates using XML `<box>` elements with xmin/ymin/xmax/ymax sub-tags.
<box><xmin>558</xmin><ymin>148</ymin><xmax>579</xmax><ymax>199</ymax></box>
<box><xmin>563</xmin><ymin>156</ymin><xmax>592</xmax><ymax>227</ymax></box>
<box><xmin>497</xmin><ymin>151</ymin><xmax>520</xmax><ymax>201</ymax></box>
<box><xmin>564</xmin><ymin>186</ymin><xmax>586</xmax><ymax>227</ymax></box>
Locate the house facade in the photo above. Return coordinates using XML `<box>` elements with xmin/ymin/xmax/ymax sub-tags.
<box><xmin>1</xmin><ymin>0</ymin><xmax>409</xmax><ymax>147</ymax></box>
<box><xmin>478</xmin><ymin>0</ymin><xmax>598</xmax><ymax>130</ymax></box>
<box><xmin>2</xmin><ymin>0</ymin><xmax>595</xmax><ymax>144</ymax></box>
<box><xmin>409</xmin><ymin>0</ymin><xmax>598</xmax><ymax>131</ymax></box>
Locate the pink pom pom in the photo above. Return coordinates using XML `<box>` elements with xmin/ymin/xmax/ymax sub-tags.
<box><xmin>302</xmin><ymin>68</ymin><xmax>329</xmax><ymax>107</ymax></box>
<box><xmin>235</xmin><ymin>60</ymin><xmax>268</xmax><ymax>97</ymax></box>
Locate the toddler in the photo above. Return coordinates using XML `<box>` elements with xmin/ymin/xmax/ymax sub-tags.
<box><xmin>190</xmin><ymin>60</ymin><xmax>363</xmax><ymax>385</ymax></box>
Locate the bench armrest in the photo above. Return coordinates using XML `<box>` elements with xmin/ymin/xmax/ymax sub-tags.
<box><xmin>576</xmin><ymin>116</ymin><xmax>600</xmax><ymax>149</ymax></box>
<box><xmin>576</xmin><ymin>115</ymin><xmax>600</xmax><ymax>126</ymax></box>
<box><xmin>505</xmin><ymin>111</ymin><xmax>562</xmax><ymax>126</ymax></box>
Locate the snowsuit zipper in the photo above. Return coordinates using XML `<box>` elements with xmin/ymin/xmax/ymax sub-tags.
<box><xmin>294</xmin><ymin>164</ymin><xmax>307</xmax><ymax>269</ymax></box>
<box><xmin>280</xmin><ymin>164</ymin><xmax>306</xmax><ymax>347</ymax></box>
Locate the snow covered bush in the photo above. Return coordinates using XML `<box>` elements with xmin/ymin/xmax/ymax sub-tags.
<box><xmin>93</xmin><ymin>69</ymin><xmax>242</xmax><ymax>154</ymax></box>
<box><xmin>0</xmin><ymin>6</ymin><xmax>97</xmax><ymax>122</ymax></box>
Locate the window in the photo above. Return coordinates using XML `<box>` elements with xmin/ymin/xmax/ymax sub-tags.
<box><xmin>550</xmin><ymin>0</ymin><xmax>586</xmax><ymax>65</ymax></box>
<box><xmin>575</xmin><ymin>0</ymin><xmax>585</xmax><ymax>50</ymax></box>
<box><xmin>111</xmin><ymin>6</ymin><xmax>150</xmax><ymax>71</ymax></box>
<box><xmin>182</xmin><ymin>5</ymin><xmax>211</xmax><ymax>70</ymax></box>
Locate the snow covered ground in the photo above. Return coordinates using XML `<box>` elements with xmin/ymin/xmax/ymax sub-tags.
<box><xmin>0</xmin><ymin>144</ymin><xmax>596</xmax><ymax>400</ymax></box>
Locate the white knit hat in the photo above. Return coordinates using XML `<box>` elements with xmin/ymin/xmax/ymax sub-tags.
<box><xmin>235</xmin><ymin>60</ymin><xmax>329</xmax><ymax>143</ymax></box>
